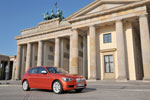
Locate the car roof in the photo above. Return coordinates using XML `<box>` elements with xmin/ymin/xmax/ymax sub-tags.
<box><xmin>30</xmin><ymin>66</ymin><xmax>56</xmax><ymax>69</ymax></box>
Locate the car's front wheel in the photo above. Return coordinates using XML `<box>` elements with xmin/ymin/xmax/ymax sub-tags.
<box><xmin>52</xmin><ymin>81</ymin><xmax>63</xmax><ymax>94</ymax></box>
<box><xmin>22</xmin><ymin>80</ymin><xmax>30</xmax><ymax>91</ymax></box>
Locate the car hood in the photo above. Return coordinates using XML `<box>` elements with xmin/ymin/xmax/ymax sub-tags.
<box><xmin>57</xmin><ymin>73</ymin><xmax>83</xmax><ymax>78</ymax></box>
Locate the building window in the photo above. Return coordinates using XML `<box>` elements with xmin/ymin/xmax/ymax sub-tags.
<box><xmin>81</xmin><ymin>42</ymin><xmax>83</xmax><ymax>49</ymax></box>
<box><xmin>64</xmin><ymin>53</ymin><xmax>69</xmax><ymax>59</ymax></box>
<box><xmin>103</xmin><ymin>33</ymin><xmax>112</xmax><ymax>43</ymax></box>
<box><xmin>79</xmin><ymin>51</ymin><xmax>83</xmax><ymax>57</ymax></box>
<box><xmin>49</xmin><ymin>46</ymin><xmax>54</xmax><ymax>52</ymax></box>
<box><xmin>48</xmin><ymin>55</ymin><xmax>54</xmax><ymax>60</ymax></box>
<box><xmin>104</xmin><ymin>55</ymin><xmax>114</xmax><ymax>73</ymax></box>
<box><xmin>35</xmin><ymin>56</ymin><xmax>37</xmax><ymax>61</ymax></box>
<box><xmin>66</xmin><ymin>44</ymin><xmax>70</xmax><ymax>50</ymax></box>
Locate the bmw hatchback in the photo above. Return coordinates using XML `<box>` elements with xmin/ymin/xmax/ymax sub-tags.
<box><xmin>22</xmin><ymin>66</ymin><xmax>87</xmax><ymax>94</ymax></box>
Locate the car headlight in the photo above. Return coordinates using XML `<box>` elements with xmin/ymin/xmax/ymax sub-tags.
<box><xmin>62</xmin><ymin>77</ymin><xmax>73</xmax><ymax>82</ymax></box>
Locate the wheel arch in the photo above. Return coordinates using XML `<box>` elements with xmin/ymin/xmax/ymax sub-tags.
<box><xmin>22</xmin><ymin>79</ymin><xmax>27</xmax><ymax>84</ymax></box>
<box><xmin>51</xmin><ymin>79</ymin><xmax>63</xmax><ymax>90</ymax></box>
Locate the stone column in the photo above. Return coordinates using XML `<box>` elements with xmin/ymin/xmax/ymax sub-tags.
<box><xmin>87</xmin><ymin>25</ymin><xmax>97</xmax><ymax>80</ymax></box>
<box><xmin>5</xmin><ymin>60</ymin><xmax>10</xmax><ymax>80</ymax></box>
<box><xmin>69</xmin><ymin>29</ymin><xmax>79</xmax><ymax>74</ymax></box>
<box><xmin>54</xmin><ymin>38</ymin><xmax>60</xmax><ymax>67</ymax></box>
<box><xmin>37</xmin><ymin>41</ymin><xmax>43</xmax><ymax>66</ymax></box>
<box><xmin>116</xmin><ymin>20</ymin><xmax>127</xmax><ymax>80</ymax></box>
<box><xmin>21</xmin><ymin>46</ymin><xmax>26</xmax><ymax>78</ymax></box>
<box><xmin>83</xmin><ymin>35</ymin><xmax>88</xmax><ymax>79</ymax></box>
<box><xmin>15</xmin><ymin>45</ymin><xmax>22</xmax><ymax>80</ymax></box>
<box><xmin>25</xmin><ymin>43</ymin><xmax>31</xmax><ymax>71</ymax></box>
<box><xmin>11</xmin><ymin>58</ymin><xmax>16</xmax><ymax>80</ymax></box>
<box><xmin>139</xmin><ymin>14</ymin><xmax>150</xmax><ymax>80</ymax></box>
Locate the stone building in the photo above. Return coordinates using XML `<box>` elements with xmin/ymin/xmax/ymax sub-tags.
<box><xmin>15</xmin><ymin>0</ymin><xmax>150</xmax><ymax>80</ymax></box>
<box><xmin>0</xmin><ymin>55</ymin><xmax>16</xmax><ymax>80</ymax></box>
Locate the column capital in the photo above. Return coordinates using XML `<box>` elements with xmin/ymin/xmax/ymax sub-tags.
<box><xmin>71</xmin><ymin>27</ymin><xmax>78</xmax><ymax>31</ymax></box>
<box><xmin>27</xmin><ymin>42</ymin><xmax>31</xmax><ymax>44</ymax></box>
<box><xmin>55</xmin><ymin>37</ymin><xmax>60</xmax><ymax>39</ymax></box>
<box><xmin>139</xmin><ymin>13</ymin><xmax>148</xmax><ymax>18</ymax></box>
<box><xmin>38</xmin><ymin>40</ymin><xmax>43</xmax><ymax>42</ymax></box>
<box><xmin>71</xmin><ymin>29</ymin><xmax>78</xmax><ymax>37</ymax></box>
<box><xmin>89</xmin><ymin>24</ymin><xmax>95</xmax><ymax>28</ymax></box>
<box><xmin>17</xmin><ymin>44</ymin><xmax>21</xmax><ymax>46</ymax></box>
<box><xmin>116</xmin><ymin>19</ymin><xmax>123</xmax><ymax>23</ymax></box>
<box><xmin>72</xmin><ymin>28</ymin><xmax>78</xmax><ymax>32</ymax></box>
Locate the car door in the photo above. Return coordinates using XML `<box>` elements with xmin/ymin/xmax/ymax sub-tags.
<box><xmin>37</xmin><ymin>67</ymin><xmax>51</xmax><ymax>89</ymax></box>
<box><xmin>28</xmin><ymin>68</ymin><xmax>39</xmax><ymax>88</ymax></box>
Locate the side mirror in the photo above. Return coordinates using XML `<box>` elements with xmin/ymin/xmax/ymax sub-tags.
<box><xmin>41</xmin><ymin>71</ymin><xmax>47</xmax><ymax>74</ymax></box>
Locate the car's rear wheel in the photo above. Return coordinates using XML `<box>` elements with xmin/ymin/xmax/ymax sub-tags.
<box><xmin>22</xmin><ymin>80</ymin><xmax>30</xmax><ymax>91</ymax></box>
<box><xmin>53</xmin><ymin>81</ymin><xmax>63</xmax><ymax>94</ymax></box>
<box><xmin>75</xmin><ymin>89</ymin><xmax>83</xmax><ymax>93</ymax></box>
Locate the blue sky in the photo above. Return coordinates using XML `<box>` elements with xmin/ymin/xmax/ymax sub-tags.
<box><xmin>0</xmin><ymin>0</ymin><xmax>94</xmax><ymax>56</ymax></box>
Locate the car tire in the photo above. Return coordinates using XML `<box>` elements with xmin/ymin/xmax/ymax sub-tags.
<box><xmin>75</xmin><ymin>89</ymin><xmax>83</xmax><ymax>93</ymax></box>
<box><xmin>22</xmin><ymin>80</ymin><xmax>30</xmax><ymax>91</ymax></box>
<box><xmin>52</xmin><ymin>81</ymin><xmax>63</xmax><ymax>94</ymax></box>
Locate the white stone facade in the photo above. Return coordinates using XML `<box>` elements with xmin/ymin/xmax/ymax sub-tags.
<box><xmin>15</xmin><ymin>0</ymin><xmax>150</xmax><ymax>80</ymax></box>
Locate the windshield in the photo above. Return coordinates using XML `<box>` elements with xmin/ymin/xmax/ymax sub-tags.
<box><xmin>46</xmin><ymin>67</ymin><xmax>68</xmax><ymax>74</ymax></box>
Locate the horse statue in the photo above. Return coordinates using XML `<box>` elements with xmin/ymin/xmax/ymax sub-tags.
<box><xmin>42</xmin><ymin>12</ymin><xmax>51</xmax><ymax>20</ymax></box>
<box><xmin>50</xmin><ymin>10</ymin><xmax>56</xmax><ymax>19</ymax></box>
<box><xmin>42</xmin><ymin>2</ymin><xmax>64</xmax><ymax>21</ymax></box>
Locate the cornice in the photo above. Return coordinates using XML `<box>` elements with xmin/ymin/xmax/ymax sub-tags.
<box><xmin>15</xmin><ymin>25</ymin><xmax>71</xmax><ymax>40</ymax></box>
<box><xmin>65</xmin><ymin>0</ymin><xmax>140</xmax><ymax>21</ymax></box>
<box><xmin>65</xmin><ymin>0</ymin><xmax>99</xmax><ymax>20</ymax></box>
<box><xmin>67</xmin><ymin>0</ymin><xmax>150</xmax><ymax>23</ymax></box>
<box><xmin>100</xmin><ymin>48</ymin><xmax>117</xmax><ymax>53</ymax></box>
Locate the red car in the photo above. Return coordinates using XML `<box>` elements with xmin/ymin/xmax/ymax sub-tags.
<box><xmin>22</xmin><ymin>66</ymin><xmax>87</xmax><ymax>94</ymax></box>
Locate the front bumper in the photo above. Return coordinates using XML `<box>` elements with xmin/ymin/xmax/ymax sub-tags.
<box><xmin>62</xmin><ymin>80</ymin><xmax>87</xmax><ymax>91</ymax></box>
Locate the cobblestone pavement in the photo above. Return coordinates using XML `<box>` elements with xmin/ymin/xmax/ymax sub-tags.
<box><xmin>0</xmin><ymin>81</ymin><xmax>150</xmax><ymax>100</ymax></box>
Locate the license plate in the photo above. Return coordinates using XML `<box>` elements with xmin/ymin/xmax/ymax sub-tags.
<box><xmin>77</xmin><ymin>84</ymin><xmax>84</xmax><ymax>87</ymax></box>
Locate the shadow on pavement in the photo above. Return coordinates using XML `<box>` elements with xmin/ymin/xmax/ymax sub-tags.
<box><xmin>63</xmin><ymin>88</ymin><xmax>96</xmax><ymax>94</ymax></box>
<box><xmin>30</xmin><ymin>88</ymin><xmax>96</xmax><ymax>94</ymax></box>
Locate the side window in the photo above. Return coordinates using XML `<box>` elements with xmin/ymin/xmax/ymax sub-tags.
<box><xmin>29</xmin><ymin>68</ymin><xmax>38</xmax><ymax>74</ymax></box>
<box><xmin>48</xmin><ymin>67</ymin><xmax>57</xmax><ymax>73</ymax></box>
<box><xmin>37</xmin><ymin>67</ymin><xmax>47</xmax><ymax>74</ymax></box>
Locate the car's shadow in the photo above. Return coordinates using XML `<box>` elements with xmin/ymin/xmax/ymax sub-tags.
<box><xmin>30</xmin><ymin>88</ymin><xmax>96</xmax><ymax>94</ymax></box>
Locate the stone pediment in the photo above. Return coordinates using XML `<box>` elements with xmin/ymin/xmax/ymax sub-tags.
<box><xmin>66</xmin><ymin>0</ymin><xmax>141</xmax><ymax>20</ymax></box>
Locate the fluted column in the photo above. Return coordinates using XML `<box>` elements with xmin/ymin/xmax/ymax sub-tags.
<box><xmin>15</xmin><ymin>45</ymin><xmax>22</xmax><ymax>80</ymax></box>
<box><xmin>25</xmin><ymin>43</ymin><xmax>31</xmax><ymax>71</ymax></box>
<box><xmin>21</xmin><ymin>46</ymin><xmax>26</xmax><ymax>78</ymax></box>
<box><xmin>5</xmin><ymin>59</ymin><xmax>10</xmax><ymax>80</ymax></box>
<box><xmin>37</xmin><ymin>41</ymin><xmax>43</xmax><ymax>66</ymax></box>
<box><xmin>116</xmin><ymin>20</ymin><xmax>127</xmax><ymax>80</ymax></box>
<box><xmin>54</xmin><ymin>38</ymin><xmax>60</xmax><ymax>67</ymax></box>
<box><xmin>11</xmin><ymin>57</ymin><xmax>16</xmax><ymax>80</ymax></box>
<box><xmin>139</xmin><ymin>14</ymin><xmax>150</xmax><ymax>80</ymax></box>
<box><xmin>83</xmin><ymin>35</ymin><xmax>88</xmax><ymax>79</ymax></box>
<box><xmin>69</xmin><ymin>29</ymin><xmax>79</xmax><ymax>74</ymax></box>
<box><xmin>87</xmin><ymin>25</ymin><xmax>97</xmax><ymax>80</ymax></box>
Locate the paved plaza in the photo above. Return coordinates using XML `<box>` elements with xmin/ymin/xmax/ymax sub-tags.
<box><xmin>0</xmin><ymin>80</ymin><xmax>150</xmax><ymax>100</ymax></box>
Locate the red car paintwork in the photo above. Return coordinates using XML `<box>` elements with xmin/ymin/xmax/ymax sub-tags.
<box><xmin>22</xmin><ymin>66</ymin><xmax>86</xmax><ymax>91</ymax></box>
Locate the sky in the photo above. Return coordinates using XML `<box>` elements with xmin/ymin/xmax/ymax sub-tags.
<box><xmin>0</xmin><ymin>0</ymin><xmax>94</xmax><ymax>56</ymax></box>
